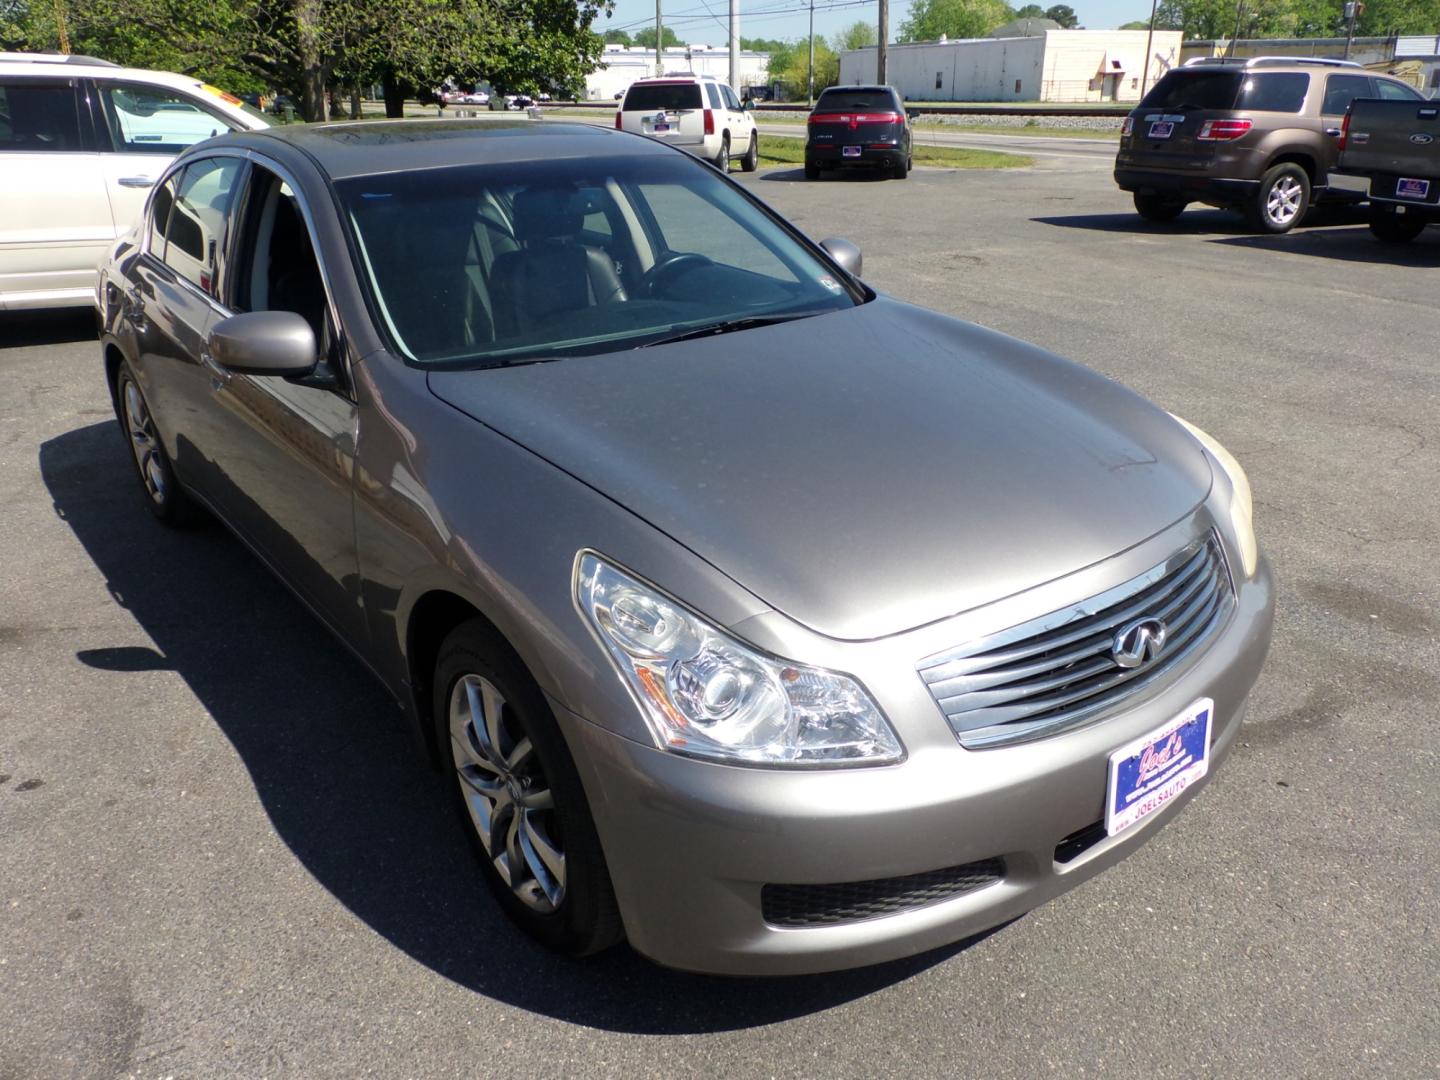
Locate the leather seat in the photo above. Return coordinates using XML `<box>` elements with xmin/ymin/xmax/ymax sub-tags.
<box><xmin>491</xmin><ymin>188</ymin><xmax>625</xmax><ymax>339</ymax></box>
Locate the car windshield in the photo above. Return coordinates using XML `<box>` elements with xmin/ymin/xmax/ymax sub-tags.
<box><xmin>623</xmin><ymin>84</ymin><xmax>703</xmax><ymax>111</ymax></box>
<box><xmin>814</xmin><ymin>89</ymin><xmax>896</xmax><ymax>113</ymax></box>
<box><xmin>337</xmin><ymin>154</ymin><xmax>861</xmax><ymax>368</ymax></box>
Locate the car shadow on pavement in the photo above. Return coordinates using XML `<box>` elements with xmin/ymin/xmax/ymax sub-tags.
<box><xmin>1</xmin><ymin>310</ymin><xmax>96</xmax><ymax>348</ymax></box>
<box><xmin>1209</xmin><ymin>227</ymin><xmax>1440</xmax><ymax>266</ymax></box>
<box><xmin>760</xmin><ymin>168</ymin><xmax>893</xmax><ymax>183</ymax></box>
<box><xmin>39</xmin><ymin>420</ymin><xmax>987</xmax><ymax>1035</ymax></box>
<box><xmin>1032</xmin><ymin>204</ymin><xmax>1369</xmax><ymax>237</ymax></box>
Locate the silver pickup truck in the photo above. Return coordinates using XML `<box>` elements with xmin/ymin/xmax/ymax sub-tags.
<box><xmin>1336</xmin><ymin>97</ymin><xmax>1440</xmax><ymax>243</ymax></box>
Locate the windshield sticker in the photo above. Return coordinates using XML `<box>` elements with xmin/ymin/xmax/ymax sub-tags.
<box><xmin>818</xmin><ymin>275</ymin><xmax>842</xmax><ymax>293</ymax></box>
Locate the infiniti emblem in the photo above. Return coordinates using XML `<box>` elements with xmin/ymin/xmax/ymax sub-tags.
<box><xmin>1112</xmin><ymin>617</ymin><xmax>1168</xmax><ymax>669</ymax></box>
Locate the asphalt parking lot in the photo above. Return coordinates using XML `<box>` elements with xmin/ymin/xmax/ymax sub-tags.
<box><xmin>2</xmin><ymin>156</ymin><xmax>1437</xmax><ymax>1079</ymax></box>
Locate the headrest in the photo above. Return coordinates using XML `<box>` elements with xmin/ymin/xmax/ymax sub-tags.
<box><xmin>512</xmin><ymin>188</ymin><xmax>583</xmax><ymax>243</ymax></box>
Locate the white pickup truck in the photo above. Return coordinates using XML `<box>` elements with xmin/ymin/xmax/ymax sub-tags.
<box><xmin>1336</xmin><ymin>96</ymin><xmax>1440</xmax><ymax>243</ymax></box>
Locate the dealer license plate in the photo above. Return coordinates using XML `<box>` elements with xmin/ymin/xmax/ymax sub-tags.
<box><xmin>1105</xmin><ymin>698</ymin><xmax>1213</xmax><ymax>837</ymax></box>
<box><xmin>1396</xmin><ymin>177</ymin><xmax>1430</xmax><ymax>200</ymax></box>
<box><xmin>1148</xmin><ymin>121</ymin><xmax>1175</xmax><ymax>140</ymax></box>
<box><xmin>653</xmin><ymin>122</ymin><xmax>671</xmax><ymax>132</ymax></box>
<box><xmin>843</xmin><ymin>145</ymin><xmax>862</xmax><ymax>157</ymax></box>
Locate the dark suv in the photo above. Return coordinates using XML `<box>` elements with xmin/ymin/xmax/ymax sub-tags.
<box><xmin>805</xmin><ymin>85</ymin><xmax>912</xmax><ymax>181</ymax></box>
<box><xmin>1114</xmin><ymin>57</ymin><xmax>1425</xmax><ymax>233</ymax></box>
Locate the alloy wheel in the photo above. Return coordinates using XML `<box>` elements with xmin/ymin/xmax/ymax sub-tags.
<box><xmin>123</xmin><ymin>378</ymin><xmax>168</xmax><ymax>506</ymax></box>
<box><xmin>448</xmin><ymin>673</ymin><xmax>566</xmax><ymax>913</ymax></box>
<box><xmin>1265</xmin><ymin>175</ymin><xmax>1304</xmax><ymax>227</ymax></box>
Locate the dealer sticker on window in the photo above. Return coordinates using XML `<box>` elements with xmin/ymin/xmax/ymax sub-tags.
<box><xmin>1105</xmin><ymin>698</ymin><xmax>1213</xmax><ymax>837</ymax></box>
<box><xmin>1396</xmin><ymin>177</ymin><xmax>1430</xmax><ymax>200</ymax></box>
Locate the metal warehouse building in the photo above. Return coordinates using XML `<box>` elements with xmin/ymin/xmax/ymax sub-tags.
<box><xmin>839</xmin><ymin>28</ymin><xmax>1185</xmax><ymax>103</ymax></box>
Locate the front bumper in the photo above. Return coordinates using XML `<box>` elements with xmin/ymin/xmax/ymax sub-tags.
<box><xmin>556</xmin><ymin>556</ymin><xmax>1275</xmax><ymax>975</ymax></box>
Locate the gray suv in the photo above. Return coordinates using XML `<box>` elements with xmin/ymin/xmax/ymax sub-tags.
<box><xmin>1115</xmin><ymin>57</ymin><xmax>1425</xmax><ymax>233</ymax></box>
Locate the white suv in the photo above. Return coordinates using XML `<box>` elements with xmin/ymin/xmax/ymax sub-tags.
<box><xmin>0</xmin><ymin>52</ymin><xmax>268</xmax><ymax>310</ymax></box>
<box><xmin>616</xmin><ymin>74</ymin><xmax>758</xmax><ymax>172</ymax></box>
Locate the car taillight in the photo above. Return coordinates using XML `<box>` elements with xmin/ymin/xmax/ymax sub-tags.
<box><xmin>1121</xmin><ymin>116</ymin><xmax>1133</xmax><ymax>137</ymax></box>
<box><xmin>809</xmin><ymin>111</ymin><xmax>903</xmax><ymax>126</ymax></box>
<box><xmin>615</xmin><ymin>112</ymin><xmax>622</xmax><ymax>130</ymax></box>
<box><xmin>1339</xmin><ymin>110</ymin><xmax>1351</xmax><ymax>151</ymax></box>
<box><xmin>704</xmin><ymin>109</ymin><xmax>714</xmax><ymax>135</ymax></box>
<box><xmin>1197</xmin><ymin>118</ymin><xmax>1253</xmax><ymax>141</ymax></box>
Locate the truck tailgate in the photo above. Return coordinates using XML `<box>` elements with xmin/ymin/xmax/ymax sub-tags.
<box><xmin>1339</xmin><ymin>99</ymin><xmax>1440</xmax><ymax>178</ymax></box>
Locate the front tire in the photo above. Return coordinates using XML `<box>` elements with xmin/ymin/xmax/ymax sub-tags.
<box><xmin>713</xmin><ymin>133</ymin><xmax>730</xmax><ymax>171</ymax></box>
<box><xmin>115</xmin><ymin>362</ymin><xmax>198</xmax><ymax>527</ymax></box>
<box><xmin>1133</xmin><ymin>192</ymin><xmax>1187</xmax><ymax>222</ymax></box>
<box><xmin>741</xmin><ymin>132</ymin><xmax>758</xmax><ymax>172</ymax></box>
<box><xmin>1368</xmin><ymin>206</ymin><xmax>1427</xmax><ymax>244</ymax></box>
<box><xmin>1248</xmin><ymin>163</ymin><xmax>1310</xmax><ymax>234</ymax></box>
<box><xmin>434</xmin><ymin>620</ymin><xmax>622</xmax><ymax>957</ymax></box>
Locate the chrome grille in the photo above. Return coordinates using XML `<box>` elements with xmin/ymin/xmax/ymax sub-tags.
<box><xmin>918</xmin><ymin>533</ymin><xmax>1234</xmax><ymax>749</ymax></box>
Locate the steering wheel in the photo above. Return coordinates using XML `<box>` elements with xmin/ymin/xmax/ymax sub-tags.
<box><xmin>640</xmin><ymin>252</ymin><xmax>713</xmax><ymax>298</ymax></box>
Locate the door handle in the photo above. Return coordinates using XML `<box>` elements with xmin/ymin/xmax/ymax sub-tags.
<box><xmin>1324</xmin><ymin>128</ymin><xmax>1342</xmax><ymax>137</ymax></box>
<box><xmin>200</xmin><ymin>350</ymin><xmax>231</xmax><ymax>387</ymax></box>
<box><xmin>117</xmin><ymin>176</ymin><xmax>156</xmax><ymax>188</ymax></box>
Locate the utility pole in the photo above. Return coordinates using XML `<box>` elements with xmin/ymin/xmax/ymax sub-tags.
<box><xmin>656</xmin><ymin>0</ymin><xmax>664</xmax><ymax>76</ymax></box>
<box><xmin>877</xmin><ymin>0</ymin><xmax>888</xmax><ymax>85</ymax></box>
<box><xmin>1343</xmin><ymin>2</ymin><xmax>1364</xmax><ymax>61</ymax></box>
<box><xmin>729</xmin><ymin>0</ymin><xmax>740</xmax><ymax>91</ymax></box>
<box><xmin>1139</xmin><ymin>0</ymin><xmax>1158</xmax><ymax>98</ymax></box>
<box><xmin>808</xmin><ymin>0</ymin><xmax>815</xmax><ymax>103</ymax></box>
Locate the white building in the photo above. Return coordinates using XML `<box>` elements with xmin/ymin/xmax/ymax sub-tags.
<box><xmin>839</xmin><ymin>28</ymin><xmax>1185</xmax><ymax>104</ymax></box>
<box><xmin>587</xmin><ymin>44</ymin><xmax>770</xmax><ymax>101</ymax></box>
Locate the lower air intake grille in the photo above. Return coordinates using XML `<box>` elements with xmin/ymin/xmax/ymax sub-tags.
<box><xmin>761</xmin><ymin>858</ymin><xmax>1005</xmax><ymax>927</ymax></box>
<box><xmin>918</xmin><ymin>532</ymin><xmax>1234</xmax><ymax>749</ymax></box>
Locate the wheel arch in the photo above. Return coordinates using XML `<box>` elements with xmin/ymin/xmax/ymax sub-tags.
<box><xmin>1265</xmin><ymin>150</ymin><xmax>1319</xmax><ymax>184</ymax></box>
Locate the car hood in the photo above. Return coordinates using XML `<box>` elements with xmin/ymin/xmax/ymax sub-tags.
<box><xmin>426</xmin><ymin>298</ymin><xmax>1212</xmax><ymax>641</ymax></box>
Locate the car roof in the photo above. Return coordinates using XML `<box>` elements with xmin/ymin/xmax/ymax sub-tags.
<box><xmin>227</xmin><ymin>119</ymin><xmax>675</xmax><ymax>181</ymax></box>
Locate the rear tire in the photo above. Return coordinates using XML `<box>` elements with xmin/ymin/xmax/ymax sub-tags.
<box><xmin>1132</xmin><ymin>192</ymin><xmax>1187</xmax><ymax>222</ymax></box>
<box><xmin>434</xmin><ymin>620</ymin><xmax>622</xmax><ymax>958</ymax></box>
<box><xmin>1368</xmin><ymin>206</ymin><xmax>1427</xmax><ymax>244</ymax></box>
<box><xmin>115</xmin><ymin>362</ymin><xmax>199</xmax><ymax>527</ymax></box>
<box><xmin>713</xmin><ymin>134</ymin><xmax>730</xmax><ymax>171</ymax></box>
<box><xmin>741</xmin><ymin>132</ymin><xmax>758</xmax><ymax>172</ymax></box>
<box><xmin>891</xmin><ymin>156</ymin><xmax>908</xmax><ymax>180</ymax></box>
<box><xmin>804</xmin><ymin>160</ymin><xmax>820</xmax><ymax>180</ymax></box>
<box><xmin>1247</xmin><ymin>163</ymin><xmax>1310</xmax><ymax>234</ymax></box>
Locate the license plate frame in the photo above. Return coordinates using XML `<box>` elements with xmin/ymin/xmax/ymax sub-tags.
<box><xmin>1396</xmin><ymin>177</ymin><xmax>1430</xmax><ymax>200</ymax></box>
<box><xmin>653</xmin><ymin>122</ymin><xmax>671</xmax><ymax>133</ymax></box>
<box><xmin>1147</xmin><ymin>120</ymin><xmax>1175</xmax><ymax>140</ymax></box>
<box><xmin>842</xmin><ymin>145</ymin><xmax>862</xmax><ymax>158</ymax></box>
<box><xmin>1105</xmin><ymin>698</ymin><xmax>1213</xmax><ymax>837</ymax></box>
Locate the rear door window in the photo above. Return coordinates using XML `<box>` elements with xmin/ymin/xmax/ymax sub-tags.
<box><xmin>624</xmin><ymin>84</ymin><xmax>703</xmax><ymax>111</ymax></box>
<box><xmin>721</xmin><ymin>84</ymin><xmax>742</xmax><ymax>111</ymax></box>
<box><xmin>1236</xmin><ymin>73</ymin><xmax>1309</xmax><ymax>113</ymax></box>
<box><xmin>0</xmin><ymin>81</ymin><xmax>85</xmax><ymax>151</ymax></box>
<box><xmin>1322</xmin><ymin>74</ymin><xmax>1374</xmax><ymax>116</ymax></box>
<box><xmin>1138</xmin><ymin>71</ymin><xmax>1242</xmax><ymax>111</ymax></box>
<box><xmin>162</xmin><ymin>156</ymin><xmax>243</xmax><ymax>293</ymax></box>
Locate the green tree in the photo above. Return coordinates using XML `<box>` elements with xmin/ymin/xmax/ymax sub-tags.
<box><xmin>602</xmin><ymin>28</ymin><xmax>630</xmax><ymax>44</ymax></box>
<box><xmin>1119</xmin><ymin>19</ymin><xmax>1152</xmax><ymax>28</ymax></box>
<box><xmin>1044</xmin><ymin>3</ymin><xmax>1078</xmax><ymax>26</ymax></box>
<box><xmin>831</xmin><ymin>19</ymin><xmax>876</xmax><ymax>52</ymax></box>
<box><xmin>631</xmin><ymin>25</ymin><xmax>680</xmax><ymax>49</ymax></box>
<box><xmin>741</xmin><ymin>36</ymin><xmax>787</xmax><ymax>51</ymax></box>
<box><xmin>769</xmin><ymin>35</ymin><xmax>838</xmax><ymax>97</ymax></box>
<box><xmin>899</xmin><ymin>0</ymin><xmax>1015</xmax><ymax>42</ymax></box>
<box><xmin>1013</xmin><ymin>3</ymin><xmax>1046</xmax><ymax>16</ymax></box>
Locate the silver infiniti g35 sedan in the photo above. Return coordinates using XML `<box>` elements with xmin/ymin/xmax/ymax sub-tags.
<box><xmin>96</xmin><ymin>120</ymin><xmax>1274</xmax><ymax>976</ymax></box>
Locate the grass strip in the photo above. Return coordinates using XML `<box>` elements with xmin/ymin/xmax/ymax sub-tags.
<box><xmin>755</xmin><ymin>134</ymin><xmax>1033</xmax><ymax>170</ymax></box>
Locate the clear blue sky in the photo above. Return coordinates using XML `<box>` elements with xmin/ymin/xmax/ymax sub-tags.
<box><xmin>599</xmin><ymin>0</ymin><xmax>1161</xmax><ymax>47</ymax></box>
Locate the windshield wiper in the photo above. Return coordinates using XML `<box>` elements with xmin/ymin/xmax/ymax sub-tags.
<box><xmin>640</xmin><ymin>311</ymin><xmax>826</xmax><ymax>349</ymax></box>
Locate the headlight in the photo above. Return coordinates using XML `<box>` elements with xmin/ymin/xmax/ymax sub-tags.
<box><xmin>575</xmin><ymin>553</ymin><xmax>904</xmax><ymax>767</ymax></box>
<box><xmin>1172</xmin><ymin>416</ymin><xmax>1257</xmax><ymax>578</ymax></box>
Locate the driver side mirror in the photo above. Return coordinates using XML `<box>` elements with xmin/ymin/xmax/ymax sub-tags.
<box><xmin>820</xmin><ymin>237</ymin><xmax>863</xmax><ymax>280</ymax></box>
<box><xmin>207</xmin><ymin>310</ymin><xmax>317</xmax><ymax>378</ymax></box>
